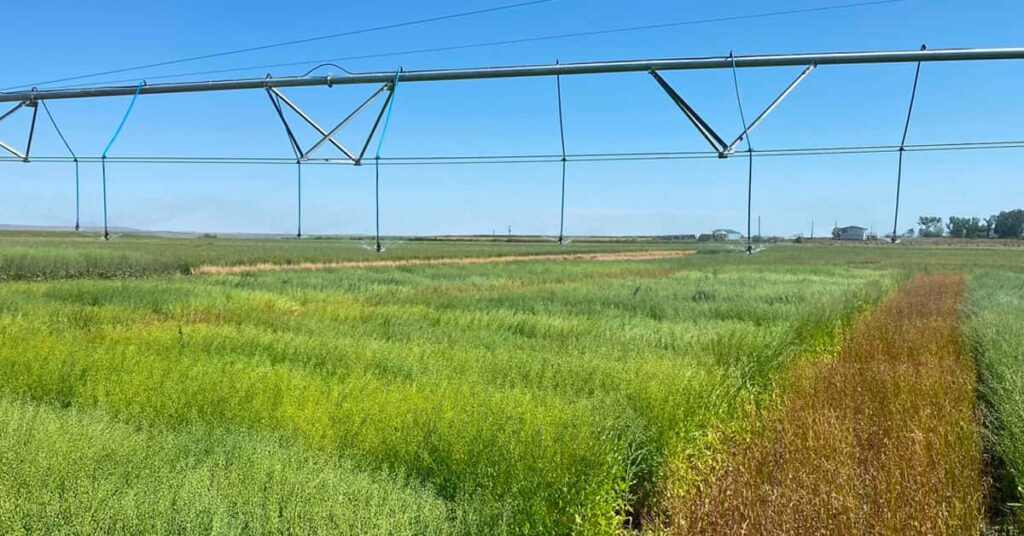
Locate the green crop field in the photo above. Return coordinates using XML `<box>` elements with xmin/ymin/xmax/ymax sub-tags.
<box><xmin>1</xmin><ymin>233</ymin><xmax>1023</xmax><ymax>534</ymax></box>
<box><xmin>0</xmin><ymin>231</ymin><xmax>692</xmax><ymax>281</ymax></box>
<box><xmin>968</xmin><ymin>271</ymin><xmax>1024</xmax><ymax>529</ymax></box>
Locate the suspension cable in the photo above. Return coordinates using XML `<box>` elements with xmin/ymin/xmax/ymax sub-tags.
<box><xmin>892</xmin><ymin>44</ymin><xmax>925</xmax><ymax>243</ymax></box>
<box><xmin>40</xmin><ymin>100</ymin><xmax>81</xmax><ymax>230</ymax></box>
<box><xmin>296</xmin><ymin>161</ymin><xmax>303</xmax><ymax>238</ymax></box>
<box><xmin>730</xmin><ymin>52</ymin><xmax>755</xmax><ymax>254</ymax></box>
<box><xmin>374</xmin><ymin>70</ymin><xmax>402</xmax><ymax>253</ymax></box>
<box><xmin>101</xmin><ymin>81</ymin><xmax>145</xmax><ymax>240</ymax></box>
<box><xmin>555</xmin><ymin>62</ymin><xmax>568</xmax><ymax>245</ymax></box>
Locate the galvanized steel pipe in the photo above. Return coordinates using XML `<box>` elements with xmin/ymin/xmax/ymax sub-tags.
<box><xmin>2</xmin><ymin>47</ymin><xmax>1023</xmax><ymax>103</ymax></box>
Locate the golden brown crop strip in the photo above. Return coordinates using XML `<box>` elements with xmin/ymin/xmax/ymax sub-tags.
<box><xmin>669</xmin><ymin>275</ymin><xmax>985</xmax><ymax>535</ymax></box>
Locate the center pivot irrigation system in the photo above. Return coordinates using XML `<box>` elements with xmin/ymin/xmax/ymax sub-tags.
<box><xmin>2</xmin><ymin>47</ymin><xmax>1023</xmax><ymax>250</ymax></box>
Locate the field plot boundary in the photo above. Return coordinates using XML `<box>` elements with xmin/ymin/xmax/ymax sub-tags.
<box><xmin>192</xmin><ymin>249</ymin><xmax>694</xmax><ymax>275</ymax></box>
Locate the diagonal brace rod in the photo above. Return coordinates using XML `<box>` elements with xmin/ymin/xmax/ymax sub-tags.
<box><xmin>0</xmin><ymin>101</ymin><xmax>26</xmax><ymax>122</ymax></box>
<box><xmin>266</xmin><ymin>89</ymin><xmax>302</xmax><ymax>159</ymax></box>
<box><xmin>268</xmin><ymin>87</ymin><xmax>357</xmax><ymax>162</ymax></box>
<box><xmin>725</xmin><ymin>63</ymin><xmax>816</xmax><ymax>154</ymax></box>
<box><xmin>650</xmin><ymin>70</ymin><xmax>728</xmax><ymax>154</ymax></box>
<box><xmin>23</xmin><ymin>102</ymin><xmax>39</xmax><ymax>161</ymax></box>
<box><xmin>357</xmin><ymin>88</ymin><xmax>395</xmax><ymax>164</ymax></box>
<box><xmin>0</xmin><ymin>140</ymin><xmax>25</xmax><ymax>160</ymax></box>
<box><xmin>0</xmin><ymin>101</ymin><xmax>35</xmax><ymax>161</ymax></box>
<box><xmin>303</xmin><ymin>83</ymin><xmax>389</xmax><ymax>160</ymax></box>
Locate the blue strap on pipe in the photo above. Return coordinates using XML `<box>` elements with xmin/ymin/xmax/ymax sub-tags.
<box><xmin>103</xmin><ymin>81</ymin><xmax>144</xmax><ymax>157</ymax></box>
<box><xmin>374</xmin><ymin>70</ymin><xmax>401</xmax><ymax>159</ymax></box>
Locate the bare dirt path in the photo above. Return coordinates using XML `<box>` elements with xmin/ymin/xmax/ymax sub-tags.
<box><xmin>192</xmin><ymin>250</ymin><xmax>693</xmax><ymax>275</ymax></box>
<box><xmin>668</xmin><ymin>274</ymin><xmax>985</xmax><ymax>535</ymax></box>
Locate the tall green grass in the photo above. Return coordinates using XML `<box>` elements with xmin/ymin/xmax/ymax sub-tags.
<box><xmin>0</xmin><ymin>258</ymin><xmax>891</xmax><ymax>533</ymax></box>
<box><xmin>7</xmin><ymin>230</ymin><xmax>1023</xmax><ymax>282</ymax></box>
<box><xmin>967</xmin><ymin>271</ymin><xmax>1024</xmax><ymax>528</ymax></box>
<box><xmin>0</xmin><ymin>395</ymin><xmax>454</xmax><ymax>535</ymax></box>
<box><xmin>0</xmin><ymin>232</ymin><xmax>690</xmax><ymax>280</ymax></box>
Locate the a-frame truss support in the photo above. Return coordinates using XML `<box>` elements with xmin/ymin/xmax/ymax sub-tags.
<box><xmin>265</xmin><ymin>82</ymin><xmax>394</xmax><ymax>164</ymax></box>
<box><xmin>650</xmin><ymin>63</ymin><xmax>816</xmax><ymax>158</ymax></box>
<box><xmin>0</xmin><ymin>100</ymin><xmax>39</xmax><ymax>162</ymax></box>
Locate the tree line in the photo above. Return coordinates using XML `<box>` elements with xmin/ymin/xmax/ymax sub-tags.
<box><xmin>916</xmin><ymin>209</ymin><xmax>1024</xmax><ymax>238</ymax></box>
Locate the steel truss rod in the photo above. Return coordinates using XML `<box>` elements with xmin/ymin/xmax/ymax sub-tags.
<box><xmin>650</xmin><ymin>70</ymin><xmax>728</xmax><ymax>154</ymax></box>
<box><xmin>357</xmin><ymin>89</ymin><xmax>395</xmax><ymax>163</ymax></box>
<box><xmin>305</xmin><ymin>84</ymin><xmax>390</xmax><ymax>161</ymax></box>
<box><xmin>0</xmin><ymin>101</ymin><xmax>26</xmax><ymax>122</ymax></box>
<box><xmin>652</xmin><ymin>63</ymin><xmax>815</xmax><ymax>157</ymax></box>
<box><xmin>725</xmin><ymin>63</ymin><xmax>816</xmax><ymax>154</ymax></box>
<box><xmin>266</xmin><ymin>89</ymin><xmax>302</xmax><ymax>159</ymax></box>
<box><xmin>0</xmin><ymin>101</ymin><xmax>38</xmax><ymax>161</ymax></box>
<box><xmin>4</xmin><ymin>47</ymin><xmax>1024</xmax><ymax>103</ymax></box>
<box><xmin>268</xmin><ymin>87</ymin><xmax>357</xmax><ymax>161</ymax></box>
<box><xmin>265</xmin><ymin>83</ymin><xmax>392</xmax><ymax>164</ymax></box>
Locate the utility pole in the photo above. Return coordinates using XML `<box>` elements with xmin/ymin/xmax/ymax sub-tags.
<box><xmin>811</xmin><ymin>220</ymin><xmax>815</xmax><ymax>239</ymax></box>
<box><xmin>757</xmin><ymin>216</ymin><xmax>762</xmax><ymax>241</ymax></box>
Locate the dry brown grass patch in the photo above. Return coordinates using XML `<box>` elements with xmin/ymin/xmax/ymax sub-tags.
<box><xmin>667</xmin><ymin>274</ymin><xmax>985</xmax><ymax>535</ymax></box>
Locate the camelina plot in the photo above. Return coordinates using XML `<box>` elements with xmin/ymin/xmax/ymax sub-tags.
<box><xmin>669</xmin><ymin>274</ymin><xmax>985</xmax><ymax>535</ymax></box>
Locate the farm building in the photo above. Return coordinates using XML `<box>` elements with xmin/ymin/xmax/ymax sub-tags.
<box><xmin>711</xmin><ymin>229</ymin><xmax>743</xmax><ymax>241</ymax></box>
<box><xmin>837</xmin><ymin>225</ymin><xmax>869</xmax><ymax>240</ymax></box>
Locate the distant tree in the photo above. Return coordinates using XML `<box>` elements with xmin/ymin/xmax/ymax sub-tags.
<box><xmin>831</xmin><ymin>226</ymin><xmax>841</xmax><ymax>240</ymax></box>
<box><xmin>947</xmin><ymin>216</ymin><xmax>988</xmax><ymax>239</ymax></box>
<box><xmin>993</xmin><ymin>209</ymin><xmax>1024</xmax><ymax>239</ymax></box>
<box><xmin>946</xmin><ymin>217</ymin><xmax>961</xmax><ymax>238</ymax></box>
<box><xmin>905</xmin><ymin>228</ymin><xmax>916</xmax><ymax>238</ymax></box>
<box><xmin>917</xmin><ymin>216</ymin><xmax>944</xmax><ymax>238</ymax></box>
<box><xmin>985</xmin><ymin>216</ymin><xmax>998</xmax><ymax>238</ymax></box>
<box><xmin>968</xmin><ymin>217</ymin><xmax>988</xmax><ymax>238</ymax></box>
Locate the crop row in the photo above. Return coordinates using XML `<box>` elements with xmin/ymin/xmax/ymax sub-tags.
<box><xmin>967</xmin><ymin>271</ymin><xmax>1024</xmax><ymax>530</ymax></box>
<box><xmin>0</xmin><ymin>260</ymin><xmax>891</xmax><ymax>533</ymax></box>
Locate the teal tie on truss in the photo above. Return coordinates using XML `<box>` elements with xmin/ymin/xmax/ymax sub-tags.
<box><xmin>374</xmin><ymin>70</ymin><xmax>401</xmax><ymax>159</ymax></box>
<box><xmin>101</xmin><ymin>81</ymin><xmax>145</xmax><ymax>240</ymax></box>
<box><xmin>374</xmin><ymin>70</ymin><xmax>401</xmax><ymax>252</ymax></box>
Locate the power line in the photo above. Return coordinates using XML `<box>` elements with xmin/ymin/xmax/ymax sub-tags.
<box><xmin>1</xmin><ymin>0</ymin><xmax>554</xmax><ymax>92</ymax></box>
<box><xmin>36</xmin><ymin>0</ymin><xmax>907</xmax><ymax>91</ymax></box>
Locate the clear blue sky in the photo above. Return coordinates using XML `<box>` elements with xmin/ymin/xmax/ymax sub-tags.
<box><xmin>2</xmin><ymin>0</ymin><xmax>1023</xmax><ymax>237</ymax></box>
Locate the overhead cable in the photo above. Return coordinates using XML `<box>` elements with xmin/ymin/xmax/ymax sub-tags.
<box><xmin>27</xmin><ymin>0</ymin><xmax>907</xmax><ymax>91</ymax></box>
<box><xmin>1</xmin><ymin>0</ymin><xmax>554</xmax><ymax>91</ymax></box>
